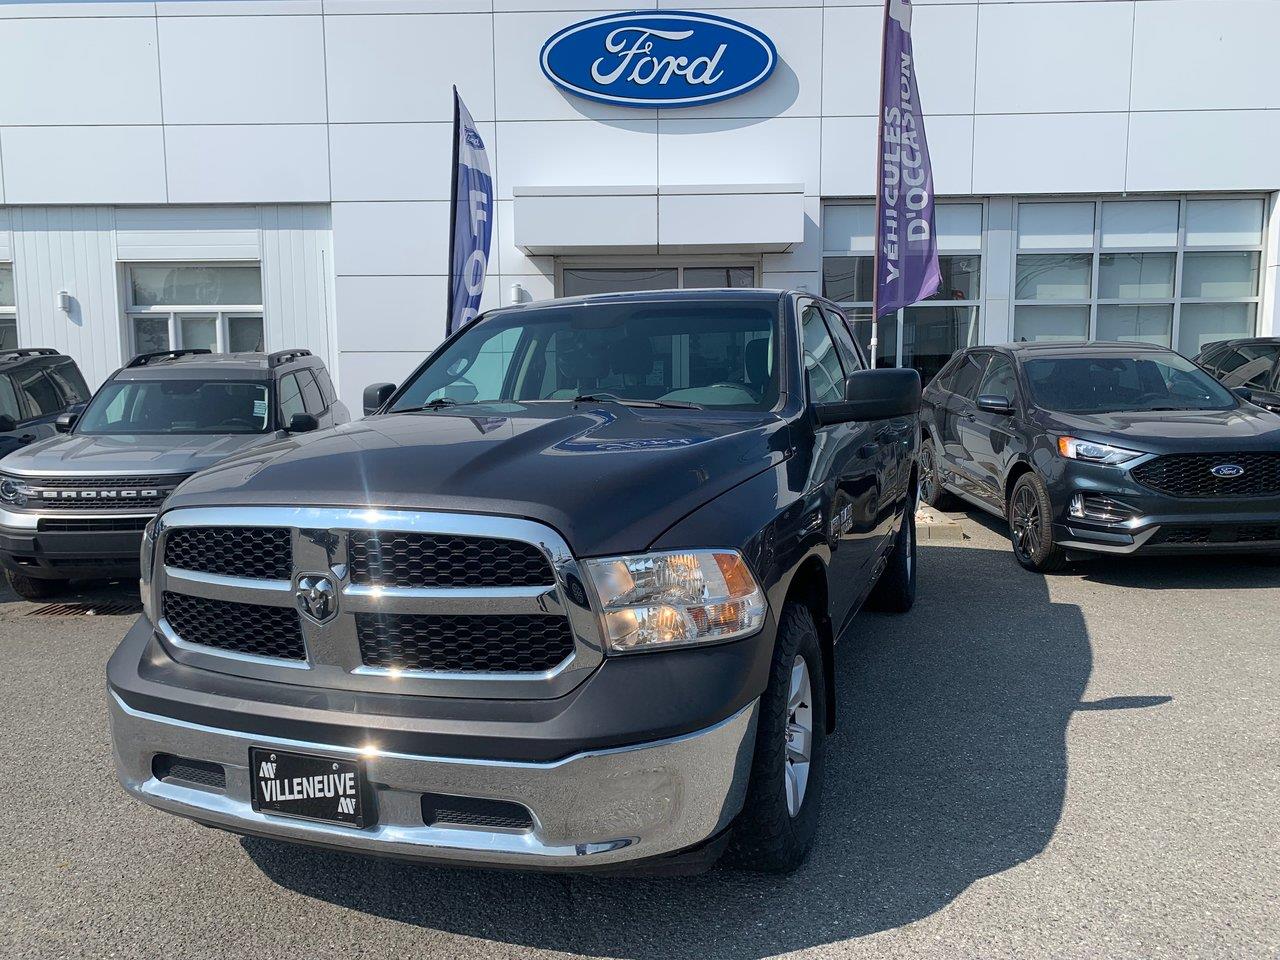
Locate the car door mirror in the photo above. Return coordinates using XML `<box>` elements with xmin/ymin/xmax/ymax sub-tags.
<box><xmin>975</xmin><ymin>394</ymin><xmax>1015</xmax><ymax>416</ymax></box>
<box><xmin>363</xmin><ymin>382</ymin><xmax>396</xmax><ymax>416</ymax></box>
<box><xmin>1232</xmin><ymin>386</ymin><xmax>1253</xmax><ymax>402</ymax></box>
<box><xmin>54</xmin><ymin>412</ymin><xmax>79</xmax><ymax>433</ymax></box>
<box><xmin>288</xmin><ymin>412</ymin><xmax>320</xmax><ymax>433</ymax></box>
<box><xmin>814</xmin><ymin>368</ymin><xmax>922</xmax><ymax>426</ymax></box>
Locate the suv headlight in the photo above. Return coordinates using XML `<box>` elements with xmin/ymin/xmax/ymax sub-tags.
<box><xmin>0</xmin><ymin>474</ymin><xmax>36</xmax><ymax>508</ymax></box>
<box><xmin>582</xmin><ymin>549</ymin><xmax>766</xmax><ymax>654</ymax></box>
<box><xmin>1056</xmin><ymin>436</ymin><xmax>1144</xmax><ymax>466</ymax></box>
<box><xmin>139</xmin><ymin>518</ymin><xmax>158</xmax><ymax>621</ymax></box>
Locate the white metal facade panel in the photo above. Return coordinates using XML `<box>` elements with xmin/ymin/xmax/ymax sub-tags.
<box><xmin>114</xmin><ymin>207</ymin><xmax>262</xmax><ymax>261</ymax></box>
<box><xmin>259</xmin><ymin>204</ymin><xmax>337</xmax><ymax>372</ymax></box>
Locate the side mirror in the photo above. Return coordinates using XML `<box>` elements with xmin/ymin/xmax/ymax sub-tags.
<box><xmin>0</xmin><ymin>414</ymin><xmax>17</xmax><ymax>433</ymax></box>
<box><xmin>1232</xmin><ymin>386</ymin><xmax>1253</xmax><ymax>402</ymax></box>
<box><xmin>288</xmin><ymin>412</ymin><xmax>320</xmax><ymax>433</ymax></box>
<box><xmin>363</xmin><ymin>382</ymin><xmax>396</xmax><ymax>416</ymax></box>
<box><xmin>54</xmin><ymin>412</ymin><xmax>79</xmax><ymax>433</ymax></box>
<box><xmin>814</xmin><ymin>368</ymin><xmax>922</xmax><ymax>426</ymax></box>
<box><xmin>975</xmin><ymin>394</ymin><xmax>1015</xmax><ymax>416</ymax></box>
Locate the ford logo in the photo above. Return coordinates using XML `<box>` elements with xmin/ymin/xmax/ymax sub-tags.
<box><xmin>540</xmin><ymin>11</ymin><xmax>778</xmax><ymax>109</ymax></box>
<box><xmin>1210</xmin><ymin>464</ymin><xmax>1245</xmax><ymax>479</ymax></box>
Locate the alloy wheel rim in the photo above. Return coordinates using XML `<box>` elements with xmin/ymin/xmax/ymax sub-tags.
<box><xmin>784</xmin><ymin>655</ymin><xmax>814</xmax><ymax>817</ymax></box>
<box><xmin>919</xmin><ymin>447</ymin><xmax>937</xmax><ymax>502</ymax></box>
<box><xmin>1011</xmin><ymin>486</ymin><xmax>1042</xmax><ymax>559</ymax></box>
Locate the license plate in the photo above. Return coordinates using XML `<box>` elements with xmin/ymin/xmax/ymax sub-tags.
<box><xmin>250</xmin><ymin>748</ymin><xmax>367</xmax><ymax>828</ymax></box>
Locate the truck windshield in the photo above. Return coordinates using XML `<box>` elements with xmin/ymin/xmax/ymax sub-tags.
<box><xmin>392</xmin><ymin>300</ymin><xmax>780</xmax><ymax>413</ymax></box>
<box><xmin>77</xmin><ymin>380</ymin><xmax>272</xmax><ymax>435</ymax></box>
<box><xmin>1023</xmin><ymin>353</ymin><xmax>1236</xmax><ymax>414</ymax></box>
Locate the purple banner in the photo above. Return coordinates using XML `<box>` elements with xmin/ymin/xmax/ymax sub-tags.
<box><xmin>874</xmin><ymin>0</ymin><xmax>940</xmax><ymax>320</ymax></box>
<box><xmin>447</xmin><ymin>88</ymin><xmax>494</xmax><ymax>336</ymax></box>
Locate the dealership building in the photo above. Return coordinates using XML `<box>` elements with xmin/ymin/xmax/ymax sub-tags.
<box><xmin>0</xmin><ymin>0</ymin><xmax>1277</xmax><ymax>409</ymax></box>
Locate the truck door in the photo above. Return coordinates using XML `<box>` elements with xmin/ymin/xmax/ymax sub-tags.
<box><xmin>799</xmin><ymin>302</ymin><xmax>878</xmax><ymax>631</ymax></box>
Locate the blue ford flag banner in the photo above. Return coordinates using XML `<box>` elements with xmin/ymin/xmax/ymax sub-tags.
<box><xmin>447</xmin><ymin>87</ymin><xmax>494</xmax><ymax>336</ymax></box>
<box><xmin>873</xmin><ymin>0</ymin><xmax>940</xmax><ymax>343</ymax></box>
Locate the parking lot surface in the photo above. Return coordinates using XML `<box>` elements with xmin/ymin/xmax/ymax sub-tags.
<box><xmin>2</xmin><ymin>513</ymin><xmax>1276</xmax><ymax>960</ymax></box>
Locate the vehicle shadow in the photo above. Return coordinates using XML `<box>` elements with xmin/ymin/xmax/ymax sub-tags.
<box><xmin>245</xmin><ymin>543</ymin><xmax>1102</xmax><ymax>958</ymax></box>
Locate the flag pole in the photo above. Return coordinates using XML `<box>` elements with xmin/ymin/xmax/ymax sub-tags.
<box><xmin>445</xmin><ymin>85</ymin><xmax>461</xmax><ymax>336</ymax></box>
<box><xmin>869</xmin><ymin>0</ymin><xmax>891</xmax><ymax>370</ymax></box>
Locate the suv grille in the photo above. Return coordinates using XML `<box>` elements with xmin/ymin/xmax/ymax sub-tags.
<box><xmin>1132</xmin><ymin>453</ymin><xmax>1280</xmax><ymax>498</ymax></box>
<box><xmin>19</xmin><ymin>473</ymin><xmax>190</xmax><ymax>511</ymax></box>
<box><xmin>162</xmin><ymin>591</ymin><xmax>306</xmax><ymax>661</ymax></box>
<box><xmin>165</xmin><ymin>527</ymin><xmax>292</xmax><ymax>580</ymax></box>
<box><xmin>349</xmin><ymin>532</ymin><xmax>554</xmax><ymax>588</ymax></box>
<box><xmin>356</xmin><ymin>613</ymin><xmax>573</xmax><ymax>673</ymax></box>
<box><xmin>1154</xmin><ymin>523</ymin><xmax>1280</xmax><ymax>545</ymax></box>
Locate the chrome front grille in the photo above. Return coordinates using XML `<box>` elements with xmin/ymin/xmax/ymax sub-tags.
<box><xmin>152</xmin><ymin>507</ymin><xmax>602</xmax><ymax>699</ymax></box>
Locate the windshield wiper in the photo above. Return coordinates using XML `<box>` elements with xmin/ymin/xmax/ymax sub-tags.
<box><xmin>572</xmin><ymin>393</ymin><xmax>702</xmax><ymax>410</ymax></box>
<box><xmin>397</xmin><ymin>397</ymin><xmax>462</xmax><ymax>412</ymax></box>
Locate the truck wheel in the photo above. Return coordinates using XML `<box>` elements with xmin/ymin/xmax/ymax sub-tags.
<box><xmin>6</xmin><ymin>570</ymin><xmax>66</xmax><ymax>601</ymax></box>
<box><xmin>1008</xmin><ymin>472</ymin><xmax>1067</xmax><ymax>573</ymax></box>
<box><xmin>726</xmin><ymin>602</ymin><xmax>827</xmax><ymax>874</ymax></box>
<box><xmin>866</xmin><ymin>507</ymin><xmax>916</xmax><ymax>613</ymax></box>
<box><xmin>918</xmin><ymin>436</ymin><xmax>957</xmax><ymax>510</ymax></box>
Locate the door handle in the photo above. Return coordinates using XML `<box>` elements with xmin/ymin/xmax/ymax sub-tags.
<box><xmin>961</xmin><ymin>411</ymin><xmax>976</xmax><ymax>422</ymax></box>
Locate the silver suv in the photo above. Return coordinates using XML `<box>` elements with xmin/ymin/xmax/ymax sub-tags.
<box><xmin>0</xmin><ymin>348</ymin><xmax>347</xmax><ymax>599</ymax></box>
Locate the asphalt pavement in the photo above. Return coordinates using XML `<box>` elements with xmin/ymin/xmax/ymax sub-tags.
<box><xmin>2</xmin><ymin>514</ymin><xmax>1277</xmax><ymax>960</ymax></box>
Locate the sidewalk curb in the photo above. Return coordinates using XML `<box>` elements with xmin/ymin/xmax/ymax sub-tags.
<box><xmin>915</xmin><ymin>505</ymin><xmax>966</xmax><ymax>541</ymax></box>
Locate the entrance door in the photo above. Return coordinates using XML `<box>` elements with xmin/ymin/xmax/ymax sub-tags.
<box><xmin>558</xmin><ymin>263</ymin><xmax>758</xmax><ymax>298</ymax></box>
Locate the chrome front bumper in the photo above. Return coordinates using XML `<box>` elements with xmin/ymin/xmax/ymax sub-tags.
<box><xmin>110</xmin><ymin>691</ymin><xmax>759</xmax><ymax>869</ymax></box>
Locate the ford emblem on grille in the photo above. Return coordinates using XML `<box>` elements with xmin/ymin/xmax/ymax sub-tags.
<box><xmin>296</xmin><ymin>574</ymin><xmax>337</xmax><ymax>624</ymax></box>
<box><xmin>1210</xmin><ymin>464</ymin><xmax>1245</xmax><ymax>479</ymax></box>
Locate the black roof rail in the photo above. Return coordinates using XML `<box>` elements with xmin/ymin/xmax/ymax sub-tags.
<box><xmin>267</xmin><ymin>348</ymin><xmax>313</xmax><ymax>369</ymax></box>
<box><xmin>126</xmin><ymin>348</ymin><xmax>213</xmax><ymax>368</ymax></box>
<box><xmin>0</xmin><ymin>347</ymin><xmax>59</xmax><ymax>362</ymax></box>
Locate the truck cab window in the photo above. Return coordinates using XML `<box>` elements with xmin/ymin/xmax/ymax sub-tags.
<box><xmin>801</xmin><ymin>304</ymin><xmax>845</xmax><ymax>404</ymax></box>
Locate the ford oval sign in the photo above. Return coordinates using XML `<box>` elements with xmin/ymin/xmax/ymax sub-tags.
<box><xmin>1210</xmin><ymin>464</ymin><xmax>1245</xmax><ymax>479</ymax></box>
<box><xmin>540</xmin><ymin>11</ymin><xmax>777</xmax><ymax>109</ymax></box>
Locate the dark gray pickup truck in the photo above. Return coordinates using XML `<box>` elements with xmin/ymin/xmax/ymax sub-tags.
<box><xmin>108</xmin><ymin>289</ymin><xmax>921</xmax><ymax>874</ymax></box>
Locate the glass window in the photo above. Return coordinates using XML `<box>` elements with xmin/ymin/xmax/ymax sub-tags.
<box><xmin>393</xmin><ymin>300</ymin><xmax>780</xmax><ymax>412</ymax></box>
<box><xmin>1220</xmin><ymin>348</ymin><xmax>1280</xmax><ymax>390</ymax></box>
<box><xmin>298</xmin><ymin>370</ymin><xmax>324</xmax><ymax>414</ymax></box>
<box><xmin>1096</xmin><ymin>305</ymin><xmax>1174</xmax><ymax>346</ymax></box>
<box><xmin>1098</xmin><ymin>253</ymin><xmax>1175</xmax><ymax>300</ymax></box>
<box><xmin>821</xmin><ymin>256</ymin><xmax>874</xmax><ymax>304</ymax></box>
<box><xmin>179</xmin><ymin>316</ymin><xmax>217</xmax><ymax>352</ymax></box>
<box><xmin>1015</xmin><ymin>254</ymin><xmax>1092</xmax><ymax>300</ymax></box>
<box><xmin>561</xmin><ymin>268</ymin><xmax>677</xmax><ymax>298</ymax></box>
<box><xmin>0</xmin><ymin>320</ymin><xmax>16</xmax><ymax>352</ymax></box>
<box><xmin>132</xmin><ymin>317</ymin><xmax>170</xmax><ymax>354</ymax></box>
<box><xmin>1100</xmin><ymin>200</ymin><xmax>1179</xmax><ymax>248</ymax></box>
<box><xmin>0</xmin><ymin>375</ymin><xmax>22</xmax><ymax>422</ymax></box>
<box><xmin>682</xmin><ymin>267</ymin><xmax>755</xmax><ymax>289</ymax></box>
<box><xmin>77</xmin><ymin>380</ymin><xmax>272</xmax><ymax>434</ymax></box>
<box><xmin>15</xmin><ymin>369</ymin><xmax>63</xmax><ymax>417</ymax></box>
<box><xmin>1178</xmin><ymin>304</ymin><xmax>1256</xmax><ymax>357</ymax></box>
<box><xmin>977</xmin><ymin>354</ymin><xmax>1017</xmax><ymax>401</ymax></box>
<box><xmin>278</xmin><ymin>374</ymin><xmax>305</xmax><ymax>422</ymax></box>
<box><xmin>1014</xmin><ymin>305</ymin><xmax>1090</xmax><ymax>343</ymax></box>
<box><xmin>948</xmin><ymin>353</ymin><xmax>987</xmax><ymax>400</ymax></box>
<box><xmin>1017</xmin><ymin>202</ymin><xmax>1094</xmax><ymax>249</ymax></box>
<box><xmin>0</xmin><ymin>264</ymin><xmax>16</xmax><ymax>352</ymax></box>
<box><xmin>822</xmin><ymin>204</ymin><xmax>875</xmax><ymax>255</ymax></box>
<box><xmin>902</xmin><ymin>306</ymin><xmax>979</xmax><ymax>385</ymax></box>
<box><xmin>925</xmin><ymin>256</ymin><xmax>981</xmax><ymax>302</ymax></box>
<box><xmin>1181</xmin><ymin>252</ymin><xmax>1260</xmax><ymax>299</ymax></box>
<box><xmin>47</xmin><ymin>361</ymin><xmax>89</xmax><ymax>405</ymax></box>
<box><xmin>228</xmin><ymin>316</ymin><xmax>265</xmax><ymax>353</ymax></box>
<box><xmin>935</xmin><ymin>204</ymin><xmax>984</xmax><ymax>250</ymax></box>
<box><xmin>129</xmin><ymin>264</ymin><xmax>262</xmax><ymax>307</ymax></box>
<box><xmin>801</xmin><ymin>305</ymin><xmax>846</xmax><ymax>404</ymax></box>
<box><xmin>0</xmin><ymin>264</ymin><xmax>13</xmax><ymax>306</ymax></box>
<box><xmin>1023</xmin><ymin>353</ymin><xmax>1234</xmax><ymax>414</ymax></box>
<box><xmin>1185</xmin><ymin>199</ymin><xmax>1264</xmax><ymax>247</ymax></box>
<box><xmin>822</xmin><ymin>306</ymin><xmax>864</xmax><ymax>372</ymax></box>
<box><xmin>313</xmin><ymin>366</ymin><xmax>337</xmax><ymax>405</ymax></box>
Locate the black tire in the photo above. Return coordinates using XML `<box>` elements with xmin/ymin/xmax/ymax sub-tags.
<box><xmin>726</xmin><ymin>602</ymin><xmax>827</xmax><ymax>874</ymax></box>
<box><xmin>5</xmin><ymin>570</ymin><xmax>66</xmax><ymax>601</ymax></box>
<box><xmin>918</xmin><ymin>436</ymin><xmax>958</xmax><ymax>510</ymax></box>
<box><xmin>866</xmin><ymin>507</ymin><xmax>917</xmax><ymax>613</ymax></box>
<box><xmin>1007</xmin><ymin>472</ymin><xmax>1068</xmax><ymax>573</ymax></box>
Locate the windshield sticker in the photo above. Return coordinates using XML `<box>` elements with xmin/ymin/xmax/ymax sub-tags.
<box><xmin>253</xmin><ymin>399</ymin><xmax>268</xmax><ymax>418</ymax></box>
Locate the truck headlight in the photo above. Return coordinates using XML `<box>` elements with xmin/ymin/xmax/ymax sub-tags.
<box><xmin>582</xmin><ymin>549</ymin><xmax>766</xmax><ymax>654</ymax></box>
<box><xmin>1056</xmin><ymin>436</ymin><xmax>1143</xmax><ymax>466</ymax></box>
<box><xmin>0</xmin><ymin>474</ymin><xmax>35</xmax><ymax>507</ymax></box>
<box><xmin>139</xmin><ymin>518</ymin><xmax>158</xmax><ymax>621</ymax></box>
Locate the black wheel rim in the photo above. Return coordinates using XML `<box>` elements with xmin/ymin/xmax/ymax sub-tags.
<box><xmin>919</xmin><ymin>446</ymin><xmax>937</xmax><ymax>503</ymax></box>
<box><xmin>1011</xmin><ymin>486</ymin><xmax>1041</xmax><ymax>560</ymax></box>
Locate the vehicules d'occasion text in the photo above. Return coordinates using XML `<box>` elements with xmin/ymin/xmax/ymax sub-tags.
<box><xmin>919</xmin><ymin>341</ymin><xmax>1280</xmax><ymax>571</ymax></box>
<box><xmin>107</xmin><ymin>289</ymin><xmax>921</xmax><ymax>873</ymax></box>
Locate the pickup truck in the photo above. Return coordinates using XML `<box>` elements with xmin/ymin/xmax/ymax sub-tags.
<box><xmin>107</xmin><ymin>288</ymin><xmax>921</xmax><ymax>874</ymax></box>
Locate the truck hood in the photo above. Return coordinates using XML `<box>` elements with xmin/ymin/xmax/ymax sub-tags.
<box><xmin>1036</xmin><ymin>404</ymin><xmax>1280</xmax><ymax>453</ymax></box>
<box><xmin>0</xmin><ymin>432</ymin><xmax>275</xmax><ymax>477</ymax></box>
<box><xmin>166</xmin><ymin>405</ymin><xmax>792</xmax><ymax>556</ymax></box>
